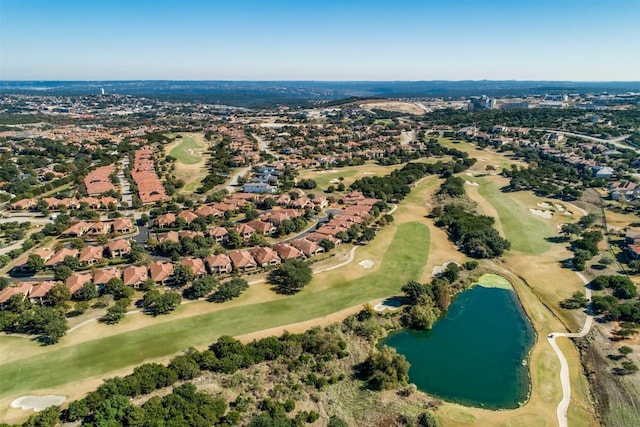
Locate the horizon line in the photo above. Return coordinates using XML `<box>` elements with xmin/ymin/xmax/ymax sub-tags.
<box><xmin>1</xmin><ymin>79</ymin><xmax>640</xmax><ymax>84</ymax></box>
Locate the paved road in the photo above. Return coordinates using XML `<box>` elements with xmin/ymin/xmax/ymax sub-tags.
<box><xmin>547</xmin><ymin>271</ymin><xmax>593</xmax><ymax>427</ymax></box>
<box><xmin>224</xmin><ymin>166</ymin><xmax>252</xmax><ymax>193</ymax></box>
<box><xmin>252</xmin><ymin>133</ymin><xmax>278</xmax><ymax>157</ymax></box>
<box><xmin>117</xmin><ymin>157</ymin><xmax>133</xmax><ymax>208</ymax></box>
<box><xmin>534</xmin><ymin>128</ymin><xmax>637</xmax><ymax>154</ymax></box>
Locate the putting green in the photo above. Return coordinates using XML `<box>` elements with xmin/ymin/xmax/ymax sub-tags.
<box><xmin>169</xmin><ymin>134</ymin><xmax>203</xmax><ymax>165</ymax></box>
<box><xmin>476</xmin><ymin>273</ymin><xmax>514</xmax><ymax>290</ymax></box>
<box><xmin>0</xmin><ymin>221</ymin><xmax>430</xmax><ymax>399</ymax></box>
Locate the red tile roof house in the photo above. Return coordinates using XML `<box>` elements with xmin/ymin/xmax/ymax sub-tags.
<box><xmin>45</xmin><ymin>248</ymin><xmax>79</xmax><ymax>268</ymax></box>
<box><xmin>66</xmin><ymin>272</ymin><xmax>93</xmax><ymax>295</ymax></box>
<box><xmin>305</xmin><ymin>233</ymin><xmax>342</xmax><ymax>246</ymax></box>
<box><xmin>78</xmin><ymin>245</ymin><xmax>104</xmax><ymax>266</ymax></box>
<box><xmin>122</xmin><ymin>265</ymin><xmax>148</xmax><ymax>289</ymax></box>
<box><xmin>178</xmin><ymin>230</ymin><xmax>204</xmax><ymax>239</ymax></box>
<box><xmin>250</xmin><ymin>246</ymin><xmax>281</xmax><ymax>268</ymax></box>
<box><xmin>86</xmin><ymin>221</ymin><xmax>112</xmax><ymax>236</ymax></box>
<box><xmin>236</xmin><ymin>223</ymin><xmax>256</xmax><ymax>242</ymax></box>
<box><xmin>13</xmin><ymin>248</ymin><xmax>55</xmax><ymax>273</ymax></box>
<box><xmin>61</xmin><ymin>221</ymin><xmax>91</xmax><ymax>238</ymax></box>
<box><xmin>28</xmin><ymin>280</ymin><xmax>57</xmax><ymax>305</ymax></box>
<box><xmin>93</xmin><ymin>268</ymin><xmax>122</xmax><ymax>289</ymax></box>
<box><xmin>100</xmin><ymin>197</ymin><xmax>119</xmax><ymax>209</ymax></box>
<box><xmin>149</xmin><ymin>261</ymin><xmax>174</xmax><ymax>285</ymax></box>
<box><xmin>157</xmin><ymin>231</ymin><xmax>180</xmax><ymax>243</ymax></box>
<box><xmin>105</xmin><ymin>239</ymin><xmax>131</xmax><ymax>258</ymax></box>
<box><xmin>247</xmin><ymin>220</ymin><xmax>277</xmax><ymax>235</ymax></box>
<box><xmin>206</xmin><ymin>226</ymin><xmax>229</xmax><ymax>243</ymax></box>
<box><xmin>155</xmin><ymin>213</ymin><xmax>176</xmax><ymax>228</ymax></box>
<box><xmin>78</xmin><ymin>197</ymin><xmax>101</xmax><ymax>209</ymax></box>
<box><xmin>0</xmin><ymin>282</ymin><xmax>33</xmax><ymax>308</ymax></box>
<box><xmin>627</xmin><ymin>244</ymin><xmax>640</xmax><ymax>260</ymax></box>
<box><xmin>112</xmin><ymin>218</ymin><xmax>134</xmax><ymax>234</ymax></box>
<box><xmin>272</xmin><ymin>243</ymin><xmax>305</xmax><ymax>260</ymax></box>
<box><xmin>290</xmin><ymin>238</ymin><xmax>325</xmax><ymax>257</ymax></box>
<box><xmin>10</xmin><ymin>198</ymin><xmax>37</xmax><ymax>211</ymax></box>
<box><xmin>195</xmin><ymin>204</ymin><xmax>223</xmax><ymax>218</ymax></box>
<box><xmin>180</xmin><ymin>257</ymin><xmax>207</xmax><ymax>277</ymax></box>
<box><xmin>205</xmin><ymin>254</ymin><xmax>233</xmax><ymax>274</ymax></box>
<box><xmin>177</xmin><ymin>211</ymin><xmax>199</xmax><ymax>224</ymax></box>
<box><xmin>229</xmin><ymin>250</ymin><xmax>258</xmax><ymax>272</ymax></box>
<box><xmin>85</xmin><ymin>164</ymin><xmax>116</xmax><ymax>196</ymax></box>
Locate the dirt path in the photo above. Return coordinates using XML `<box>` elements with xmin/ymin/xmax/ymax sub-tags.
<box><xmin>547</xmin><ymin>271</ymin><xmax>594</xmax><ymax>427</ymax></box>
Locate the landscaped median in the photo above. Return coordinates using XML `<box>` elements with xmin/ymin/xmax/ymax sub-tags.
<box><xmin>0</xmin><ymin>221</ymin><xmax>430</xmax><ymax>402</ymax></box>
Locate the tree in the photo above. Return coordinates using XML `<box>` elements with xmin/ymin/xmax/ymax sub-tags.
<box><xmin>209</xmin><ymin>278</ymin><xmax>249</xmax><ymax>303</ymax></box>
<box><xmin>54</xmin><ymin>265</ymin><xmax>73</xmax><ymax>282</ymax></box>
<box><xmin>26</xmin><ymin>254</ymin><xmax>45</xmax><ymax>272</ymax></box>
<box><xmin>184</xmin><ymin>275</ymin><xmax>218</xmax><ymax>300</ymax></box>
<box><xmin>48</xmin><ymin>283</ymin><xmax>71</xmax><ymax>307</ymax></box>
<box><xmin>173</xmin><ymin>264</ymin><xmax>195</xmax><ymax>286</ymax></box>
<box><xmin>560</xmin><ymin>223</ymin><xmax>582</xmax><ymax>239</ymax></box>
<box><xmin>328</xmin><ymin>416</ymin><xmax>349</xmax><ymax>427</ymax></box>
<box><xmin>39</xmin><ymin>307</ymin><xmax>69</xmax><ymax>344</ymax></box>
<box><xmin>404</xmin><ymin>295</ymin><xmax>440</xmax><ymax>330</ymax></box>
<box><xmin>362</xmin><ymin>346</ymin><xmax>410</xmax><ymax>390</ymax></box>
<box><xmin>629</xmin><ymin>260</ymin><xmax>640</xmax><ymax>274</ymax></box>
<box><xmin>74</xmin><ymin>282</ymin><xmax>98</xmax><ymax>301</ymax></box>
<box><xmin>619</xmin><ymin>346</ymin><xmax>633</xmax><ymax>357</ymax></box>
<box><xmin>268</xmin><ymin>260</ymin><xmax>313</xmax><ymax>294</ymax></box>
<box><xmin>578</xmin><ymin>213</ymin><xmax>597</xmax><ymax>229</ymax></box>
<box><xmin>151</xmin><ymin>292</ymin><xmax>182</xmax><ymax>315</ymax></box>
<box><xmin>101</xmin><ymin>300</ymin><xmax>129</xmax><ymax>324</ymax></box>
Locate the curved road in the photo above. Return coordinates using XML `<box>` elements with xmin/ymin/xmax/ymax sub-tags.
<box><xmin>547</xmin><ymin>271</ymin><xmax>593</xmax><ymax>427</ymax></box>
<box><xmin>534</xmin><ymin>128</ymin><xmax>636</xmax><ymax>154</ymax></box>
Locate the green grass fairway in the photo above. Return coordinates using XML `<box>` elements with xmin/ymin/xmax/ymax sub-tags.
<box><xmin>0</xmin><ymin>222</ymin><xmax>429</xmax><ymax>399</ymax></box>
<box><xmin>169</xmin><ymin>134</ymin><xmax>203</xmax><ymax>164</ymax></box>
<box><xmin>476</xmin><ymin>178</ymin><xmax>552</xmax><ymax>255</ymax></box>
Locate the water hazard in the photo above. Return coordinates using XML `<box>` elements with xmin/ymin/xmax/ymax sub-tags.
<box><xmin>383</xmin><ymin>278</ymin><xmax>535</xmax><ymax>409</ymax></box>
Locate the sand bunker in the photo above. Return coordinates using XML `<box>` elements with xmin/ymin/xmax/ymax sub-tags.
<box><xmin>564</xmin><ymin>211</ymin><xmax>573</xmax><ymax>216</ymax></box>
<box><xmin>432</xmin><ymin>261</ymin><xmax>460</xmax><ymax>277</ymax></box>
<box><xmin>329</xmin><ymin>179</ymin><xmax>340</xmax><ymax>184</ymax></box>
<box><xmin>537</xmin><ymin>202</ymin><xmax>553</xmax><ymax>209</ymax></box>
<box><xmin>465</xmin><ymin>180</ymin><xmax>479</xmax><ymax>186</ymax></box>
<box><xmin>359</xmin><ymin>260</ymin><xmax>375</xmax><ymax>269</ymax></box>
<box><xmin>11</xmin><ymin>395</ymin><xmax>65</xmax><ymax>412</ymax></box>
<box><xmin>529</xmin><ymin>208</ymin><xmax>553</xmax><ymax>219</ymax></box>
<box><xmin>554</xmin><ymin>204</ymin><xmax>565</xmax><ymax>212</ymax></box>
<box><xmin>360</xmin><ymin>171</ymin><xmax>374</xmax><ymax>175</ymax></box>
<box><xmin>465</xmin><ymin>172</ymin><xmax>474</xmax><ymax>176</ymax></box>
<box><xmin>374</xmin><ymin>298</ymin><xmax>403</xmax><ymax>312</ymax></box>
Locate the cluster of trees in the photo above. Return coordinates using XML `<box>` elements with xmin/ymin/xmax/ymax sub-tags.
<box><xmin>268</xmin><ymin>260</ymin><xmax>313</xmax><ymax>294</ymax></box>
<box><xmin>197</xmin><ymin>141</ymin><xmax>241</xmax><ymax>193</ymax></box>
<box><xmin>502</xmin><ymin>150</ymin><xmax>584</xmax><ymax>199</ymax></box>
<box><xmin>359</xmin><ymin>346</ymin><xmax>410</xmax><ymax>391</ymax></box>
<box><xmin>399</xmin><ymin>262</ymin><xmax>472</xmax><ymax>330</ymax></box>
<box><xmin>208</xmin><ymin>277</ymin><xmax>249</xmax><ymax>303</ymax></box>
<box><xmin>433</xmin><ymin>178</ymin><xmax>511</xmax><ymax>258</ymax></box>
<box><xmin>590</xmin><ymin>275</ymin><xmax>638</xmax><ymax>299</ymax></box>
<box><xmin>559</xmin><ymin>214</ymin><xmax>603</xmax><ymax>271</ymax></box>
<box><xmin>39</xmin><ymin>328</ymin><xmax>349</xmax><ymax>426</ymax></box>
<box><xmin>0</xmin><ymin>296</ymin><xmax>68</xmax><ymax>344</ymax></box>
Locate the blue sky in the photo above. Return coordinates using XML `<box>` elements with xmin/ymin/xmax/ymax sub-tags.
<box><xmin>1</xmin><ymin>0</ymin><xmax>638</xmax><ymax>81</ymax></box>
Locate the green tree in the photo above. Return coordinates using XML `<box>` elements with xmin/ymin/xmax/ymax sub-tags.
<box><xmin>184</xmin><ymin>275</ymin><xmax>218</xmax><ymax>300</ymax></box>
<box><xmin>74</xmin><ymin>282</ymin><xmax>98</xmax><ymax>301</ymax></box>
<box><xmin>173</xmin><ymin>264</ymin><xmax>195</xmax><ymax>286</ymax></box>
<box><xmin>26</xmin><ymin>254</ymin><xmax>45</xmax><ymax>272</ymax></box>
<box><xmin>53</xmin><ymin>265</ymin><xmax>73</xmax><ymax>282</ymax></box>
<box><xmin>48</xmin><ymin>283</ymin><xmax>71</xmax><ymax>306</ymax></box>
<box><xmin>268</xmin><ymin>259</ymin><xmax>313</xmax><ymax>294</ymax></box>
<box><xmin>362</xmin><ymin>346</ymin><xmax>410</xmax><ymax>390</ymax></box>
<box><xmin>209</xmin><ymin>278</ymin><xmax>249</xmax><ymax>303</ymax></box>
<box><xmin>151</xmin><ymin>292</ymin><xmax>182</xmax><ymax>315</ymax></box>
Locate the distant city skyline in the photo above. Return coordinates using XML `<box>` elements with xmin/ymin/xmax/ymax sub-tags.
<box><xmin>1</xmin><ymin>0</ymin><xmax>639</xmax><ymax>81</ymax></box>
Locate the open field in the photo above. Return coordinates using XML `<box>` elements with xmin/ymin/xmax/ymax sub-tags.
<box><xmin>164</xmin><ymin>133</ymin><xmax>209</xmax><ymax>193</ymax></box>
<box><xmin>297</xmin><ymin>163</ymin><xmax>406</xmax><ymax>189</ymax></box>
<box><xmin>359</xmin><ymin>100</ymin><xmax>425</xmax><ymax>115</ymax></box>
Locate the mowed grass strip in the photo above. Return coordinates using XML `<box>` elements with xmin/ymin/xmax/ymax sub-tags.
<box><xmin>0</xmin><ymin>222</ymin><xmax>429</xmax><ymax>399</ymax></box>
<box><xmin>476</xmin><ymin>177</ymin><xmax>552</xmax><ymax>254</ymax></box>
<box><xmin>168</xmin><ymin>134</ymin><xmax>203</xmax><ymax>164</ymax></box>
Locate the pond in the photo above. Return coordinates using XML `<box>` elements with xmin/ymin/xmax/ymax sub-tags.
<box><xmin>382</xmin><ymin>275</ymin><xmax>535</xmax><ymax>409</ymax></box>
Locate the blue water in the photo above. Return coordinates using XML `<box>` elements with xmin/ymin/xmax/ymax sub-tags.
<box><xmin>383</xmin><ymin>285</ymin><xmax>535</xmax><ymax>409</ymax></box>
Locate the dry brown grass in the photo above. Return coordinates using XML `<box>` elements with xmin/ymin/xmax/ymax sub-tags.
<box><xmin>360</xmin><ymin>100</ymin><xmax>425</xmax><ymax>116</ymax></box>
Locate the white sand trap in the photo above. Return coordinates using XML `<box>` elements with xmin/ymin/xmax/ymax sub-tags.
<box><xmin>537</xmin><ymin>202</ymin><xmax>553</xmax><ymax>209</ymax></box>
<box><xmin>432</xmin><ymin>261</ymin><xmax>460</xmax><ymax>277</ymax></box>
<box><xmin>360</xmin><ymin>171</ymin><xmax>374</xmax><ymax>175</ymax></box>
<box><xmin>359</xmin><ymin>259</ymin><xmax>375</xmax><ymax>269</ymax></box>
<box><xmin>374</xmin><ymin>298</ymin><xmax>403</xmax><ymax>312</ymax></box>
<box><xmin>465</xmin><ymin>172</ymin><xmax>474</xmax><ymax>176</ymax></box>
<box><xmin>554</xmin><ymin>204</ymin><xmax>565</xmax><ymax>212</ymax></box>
<box><xmin>11</xmin><ymin>395</ymin><xmax>65</xmax><ymax>411</ymax></box>
<box><xmin>529</xmin><ymin>208</ymin><xmax>553</xmax><ymax>219</ymax></box>
<box><xmin>564</xmin><ymin>211</ymin><xmax>573</xmax><ymax>216</ymax></box>
<box><xmin>329</xmin><ymin>179</ymin><xmax>340</xmax><ymax>184</ymax></box>
<box><xmin>465</xmin><ymin>180</ymin><xmax>479</xmax><ymax>186</ymax></box>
